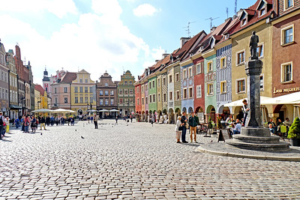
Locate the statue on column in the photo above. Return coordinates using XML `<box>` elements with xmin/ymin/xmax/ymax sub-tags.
<box><xmin>249</xmin><ymin>31</ymin><xmax>259</xmax><ymax>59</ymax></box>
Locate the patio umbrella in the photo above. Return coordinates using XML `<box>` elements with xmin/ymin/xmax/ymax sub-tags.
<box><xmin>99</xmin><ymin>109</ymin><xmax>109</xmax><ymax>112</ymax></box>
<box><xmin>52</xmin><ymin>109</ymin><xmax>73</xmax><ymax>113</ymax></box>
<box><xmin>109</xmin><ymin>109</ymin><xmax>119</xmax><ymax>112</ymax></box>
<box><xmin>32</xmin><ymin>109</ymin><xmax>53</xmax><ymax>113</ymax></box>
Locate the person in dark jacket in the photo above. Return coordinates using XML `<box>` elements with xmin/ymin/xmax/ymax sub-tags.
<box><xmin>181</xmin><ymin>112</ymin><xmax>188</xmax><ymax>143</ymax></box>
<box><xmin>39</xmin><ymin>115</ymin><xmax>46</xmax><ymax>130</ymax></box>
<box><xmin>188</xmin><ymin>112</ymin><xmax>199</xmax><ymax>143</ymax></box>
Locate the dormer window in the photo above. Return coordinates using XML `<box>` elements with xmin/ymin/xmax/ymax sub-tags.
<box><xmin>260</xmin><ymin>8</ymin><xmax>266</xmax><ymax>16</ymax></box>
<box><xmin>242</xmin><ymin>19</ymin><xmax>247</xmax><ymax>26</ymax></box>
<box><xmin>225</xmin><ymin>34</ymin><xmax>229</xmax><ymax>39</ymax></box>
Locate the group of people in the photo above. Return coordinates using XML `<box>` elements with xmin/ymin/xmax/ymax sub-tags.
<box><xmin>268</xmin><ymin>118</ymin><xmax>291</xmax><ymax>137</ymax></box>
<box><xmin>175</xmin><ymin>112</ymin><xmax>199</xmax><ymax>143</ymax></box>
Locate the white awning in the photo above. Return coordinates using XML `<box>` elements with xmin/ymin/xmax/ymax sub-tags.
<box><xmin>262</xmin><ymin>92</ymin><xmax>300</xmax><ymax>105</ymax></box>
<box><xmin>109</xmin><ymin>109</ymin><xmax>119</xmax><ymax>112</ymax></box>
<box><xmin>224</xmin><ymin>96</ymin><xmax>272</xmax><ymax>107</ymax></box>
<box><xmin>32</xmin><ymin>109</ymin><xmax>52</xmax><ymax>113</ymax></box>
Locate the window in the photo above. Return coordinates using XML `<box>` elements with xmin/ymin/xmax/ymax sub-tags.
<box><xmin>125</xmin><ymin>81</ymin><xmax>127</xmax><ymax>85</ymax></box>
<box><xmin>260</xmin><ymin>75</ymin><xmax>264</xmax><ymax>90</ymax></box>
<box><xmin>100</xmin><ymin>90</ymin><xmax>103</xmax><ymax>96</ymax></box>
<box><xmin>183</xmin><ymin>69</ymin><xmax>187</xmax><ymax>79</ymax></box>
<box><xmin>105</xmin><ymin>91</ymin><xmax>108</xmax><ymax>96</ymax></box>
<box><xmin>196</xmin><ymin>85</ymin><xmax>202</xmax><ymax>98</ymax></box>
<box><xmin>124</xmin><ymin>89</ymin><xmax>128</xmax><ymax>95</ymax></box>
<box><xmin>90</xmin><ymin>97</ymin><xmax>93</xmax><ymax>103</ymax></box>
<box><xmin>163</xmin><ymin>78</ymin><xmax>166</xmax><ymax>85</ymax></box>
<box><xmin>158</xmin><ymin>94</ymin><xmax>161</xmax><ymax>102</ymax></box>
<box><xmin>176</xmin><ymin>73</ymin><xmax>179</xmax><ymax>82</ymax></box>
<box><xmin>105</xmin><ymin>99</ymin><xmax>108</xmax><ymax>106</ymax></box>
<box><xmin>75</xmin><ymin>87</ymin><xmax>78</xmax><ymax>93</ymax></box>
<box><xmin>111</xmin><ymin>90</ymin><xmax>114</xmax><ymax>95</ymax></box>
<box><xmin>119</xmin><ymin>89</ymin><xmax>123</xmax><ymax>95</ymax></box>
<box><xmin>207</xmin><ymin>83</ymin><xmax>214</xmax><ymax>95</ymax></box>
<box><xmin>105</xmin><ymin>83</ymin><xmax>108</xmax><ymax>86</ymax></box>
<box><xmin>169</xmin><ymin>92</ymin><xmax>173</xmax><ymax>101</ymax></box>
<box><xmin>119</xmin><ymin>99</ymin><xmax>123</xmax><ymax>104</ymax></box>
<box><xmin>153</xmin><ymin>95</ymin><xmax>156</xmax><ymax>103</ymax></box>
<box><xmin>85</xmin><ymin>97</ymin><xmax>88</xmax><ymax>103</ymax></box>
<box><xmin>130</xmin><ymin>81</ymin><xmax>132</xmax><ymax>85</ymax></box>
<box><xmin>130</xmin><ymin>98</ymin><xmax>134</xmax><ymax>104</ymax></box>
<box><xmin>100</xmin><ymin>99</ymin><xmax>103</xmax><ymax>105</ymax></box>
<box><xmin>237</xmin><ymin>79</ymin><xmax>246</xmax><ymax>93</ymax></box>
<box><xmin>189</xmin><ymin>88</ymin><xmax>193</xmax><ymax>98</ymax></box>
<box><xmin>145</xmin><ymin>97</ymin><xmax>148</xmax><ymax>104</ymax></box>
<box><xmin>90</xmin><ymin>87</ymin><xmax>93</xmax><ymax>93</ymax></box>
<box><xmin>220</xmin><ymin>81</ymin><xmax>227</xmax><ymax>94</ymax></box>
<box><xmin>285</xmin><ymin>0</ymin><xmax>294</xmax><ymax>9</ymax></box>
<box><xmin>163</xmin><ymin>93</ymin><xmax>166</xmax><ymax>102</ymax></box>
<box><xmin>129</xmin><ymin>89</ymin><xmax>133</xmax><ymax>95</ymax></box>
<box><xmin>149</xmin><ymin>82</ymin><xmax>151</xmax><ymax>89</ymax></box>
<box><xmin>196</xmin><ymin>63</ymin><xmax>202</xmax><ymax>74</ymax></box>
<box><xmin>142</xmin><ymin>98</ymin><xmax>144</xmax><ymax>105</ymax></box>
<box><xmin>158</xmin><ymin>79</ymin><xmax>160</xmax><ymax>87</ymax></box>
<box><xmin>183</xmin><ymin>89</ymin><xmax>187</xmax><ymax>99</ymax></box>
<box><xmin>207</xmin><ymin>61</ymin><xmax>213</xmax><ymax>72</ymax></box>
<box><xmin>242</xmin><ymin>19</ymin><xmax>247</xmax><ymax>26</ymax></box>
<box><xmin>137</xmin><ymin>98</ymin><xmax>140</xmax><ymax>105</ymax></box>
<box><xmin>85</xmin><ymin>87</ymin><xmax>88</xmax><ymax>93</ymax></box>
<box><xmin>85</xmin><ymin>79</ymin><xmax>88</xmax><ymax>83</ymax></box>
<box><xmin>111</xmin><ymin>99</ymin><xmax>114</xmax><ymax>105</ymax></box>
<box><xmin>80</xmin><ymin>87</ymin><xmax>83</xmax><ymax>93</ymax></box>
<box><xmin>152</xmin><ymin>81</ymin><xmax>155</xmax><ymax>88</ymax></box>
<box><xmin>188</xmin><ymin>67</ymin><xmax>193</xmax><ymax>77</ymax></box>
<box><xmin>282</xmin><ymin>26</ymin><xmax>294</xmax><ymax>45</ymax></box>
<box><xmin>257</xmin><ymin>45</ymin><xmax>264</xmax><ymax>58</ymax></box>
<box><xmin>237</xmin><ymin>51</ymin><xmax>245</xmax><ymax>65</ymax></box>
<box><xmin>220</xmin><ymin>57</ymin><xmax>226</xmax><ymax>69</ymax></box>
<box><xmin>64</xmin><ymin>97</ymin><xmax>68</xmax><ymax>103</ymax></box>
<box><xmin>281</xmin><ymin>62</ymin><xmax>293</xmax><ymax>82</ymax></box>
<box><xmin>260</xmin><ymin>8</ymin><xmax>266</xmax><ymax>16</ymax></box>
<box><xmin>80</xmin><ymin>79</ymin><xmax>83</xmax><ymax>83</ymax></box>
<box><xmin>150</xmin><ymin>95</ymin><xmax>152</xmax><ymax>103</ymax></box>
<box><xmin>169</xmin><ymin>75</ymin><xmax>172</xmax><ymax>83</ymax></box>
<box><xmin>141</xmin><ymin>86</ymin><xmax>144</xmax><ymax>93</ymax></box>
<box><xmin>176</xmin><ymin>91</ymin><xmax>180</xmax><ymax>100</ymax></box>
<box><xmin>80</xmin><ymin>97</ymin><xmax>83</xmax><ymax>103</ymax></box>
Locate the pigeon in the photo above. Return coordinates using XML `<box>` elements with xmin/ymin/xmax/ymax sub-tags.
<box><xmin>41</xmin><ymin>133</ymin><xmax>42</xmax><ymax>135</ymax></box>
<box><xmin>75</xmin><ymin>129</ymin><xmax>77</xmax><ymax>131</ymax></box>
<box><xmin>81</xmin><ymin>136</ymin><xmax>84</xmax><ymax>139</ymax></box>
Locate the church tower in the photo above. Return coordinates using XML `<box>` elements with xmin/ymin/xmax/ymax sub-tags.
<box><xmin>42</xmin><ymin>68</ymin><xmax>51</xmax><ymax>93</ymax></box>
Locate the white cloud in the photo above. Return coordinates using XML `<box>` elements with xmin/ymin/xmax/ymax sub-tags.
<box><xmin>0</xmin><ymin>0</ymin><xmax>150</xmax><ymax>84</ymax></box>
<box><xmin>151</xmin><ymin>47</ymin><xmax>165</xmax><ymax>60</ymax></box>
<box><xmin>0</xmin><ymin>0</ymin><xmax>77</xmax><ymax>18</ymax></box>
<box><xmin>133</xmin><ymin>4</ymin><xmax>159</xmax><ymax>17</ymax></box>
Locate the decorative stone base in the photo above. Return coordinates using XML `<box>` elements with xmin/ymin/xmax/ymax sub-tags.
<box><xmin>226</xmin><ymin>127</ymin><xmax>290</xmax><ymax>151</ymax></box>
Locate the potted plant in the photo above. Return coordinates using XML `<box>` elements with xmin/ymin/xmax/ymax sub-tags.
<box><xmin>287</xmin><ymin>117</ymin><xmax>300</xmax><ymax>146</ymax></box>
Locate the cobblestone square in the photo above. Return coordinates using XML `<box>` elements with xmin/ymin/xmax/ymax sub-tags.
<box><xmin>1</xmin><ymin>120</ymin><xmax>300</xmax><ymax>199</ymax></box>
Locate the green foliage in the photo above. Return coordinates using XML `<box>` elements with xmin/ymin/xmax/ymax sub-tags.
<box><xmin>288</xmin><ymin>117</ymin><xmax>300</xmax><ymax>139</ymax></box>
<box><xmin>208</xmin><ymin>117</ymin><xmax>213</xmax><ymax>129</ymax></box>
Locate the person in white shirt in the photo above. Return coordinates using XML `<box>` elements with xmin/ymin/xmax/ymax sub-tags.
<box><xmin>175</xmin><ymin>116</ymin><xmax>182</xmax><ymax>143</ymax></box>
<box><xmin>233</xmin><ymin>119</ymin><xmax>242</xmax><ymax>135</ymax></box>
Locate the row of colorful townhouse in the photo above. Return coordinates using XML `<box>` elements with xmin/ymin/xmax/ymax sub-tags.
<box><xmin>135</xmin><ymin>0</ymin><xmax>300</xmax><ymax>124</ymax></box>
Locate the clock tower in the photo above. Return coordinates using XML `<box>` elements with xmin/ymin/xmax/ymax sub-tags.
<box><xmin>42</xmin><ymin>68</ymin><xmax>51</xmax><ymax>94</ymax></box>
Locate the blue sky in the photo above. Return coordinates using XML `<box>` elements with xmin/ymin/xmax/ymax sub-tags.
<box><xmin>0</xmin><ymin>0</ymin><xmax>257</xmax><ymax>84</ymax></box>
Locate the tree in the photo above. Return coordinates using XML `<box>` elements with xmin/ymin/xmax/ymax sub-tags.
<box><xmin>288</xmin><ymin>117</ymin><xmax>300</xmax><ymax>139</ymax></box>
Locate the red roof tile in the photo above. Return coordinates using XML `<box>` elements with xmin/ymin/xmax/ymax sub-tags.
<box><xmin>60</xmin><ymin>72</ymin><xmax>77</xmax><ymax>83</ymax></box>
<box><xmin>34</xmin><ymin>84</ymin><xmax>45</xmax><ymax>95</ymax></box>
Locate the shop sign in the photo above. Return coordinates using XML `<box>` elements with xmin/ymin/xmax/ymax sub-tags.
<box><xmin>273</xmin><ymin>87</ymin><xmax>300</xmax><ymax>94</ymax></box>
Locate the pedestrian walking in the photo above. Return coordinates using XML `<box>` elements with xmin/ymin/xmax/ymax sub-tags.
<box><xmin>70</xmin><ymin>117</ymin><xmax>75</xmax><ymax>126</ymax></box>
<box><xmin>31</xmin><ymin>116</ymin><xmax>37</xmax><ymax>133</ymax></box>
<box><xmin>130</xmin><ymin>115</ymin><xmax>133</xmax><ymax>123</ymax></box>
<box><xmin>0</xmin><ymin>112</ymin><xmax>5</xmax><ymax>140</ymax></box>
<box><xmin>15</xmin><ymin>118</ymin><xmax>20</xmax><ymax>129</ymax></box>
<box><xmin>175</xmin><ymin>116</ymin><xmax>182</xmax><ymax>143</ymax></box>
<box><xmin>5</xmin><ymin>116</ymin><xmax>10</xmax><ymax>133</ymax></box>
<box><xmin>24</xmin><ymin>116</ymin><xmax>30</xmax><ymax>133</ymax></box>
<box><xmin>21</xmin><ymin>115</ymin><xmax>25</xmax><ymax>132</ymax></box>
<box><xmin>188</xmin><ymin>112</ymin><xmax>199</xmax><ymax>143</ymax></box>
<box><xmin>94</xmin><ymin>114</ymin><xmax>99</xmax><ymax>129</ymax></box>
<box><xmin>40</xmin><ymin>115</ymin><xmax>46</xmax><ymax>130</ymax></box>
<box><xmin>115</xmin><ymin>116</ymin><xmax>118</xmax><ymax>124</ymax></box>
<box><xmin>90</xmin><ymin>116</ymin><xmax>93</xmax><ymax>124</ymax></box>
<box><xmin>181</xmin><ymin>112</ymin><xmax>188</xmax><ymax>143</ymax></box>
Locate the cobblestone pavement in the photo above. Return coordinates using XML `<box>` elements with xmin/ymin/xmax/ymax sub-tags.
<box><xmin>1</xmin><ymin>120</ymin><xmax>300</xmax><ymax>200</ymax></box>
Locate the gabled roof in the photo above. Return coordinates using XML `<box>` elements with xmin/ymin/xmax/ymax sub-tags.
<box><xmin>230</xmin><ymin>0</ymin><xmax>273</xmax><ymax>35</ymax></box>
<box><xmin>34</xmin><ymin>84</ymin><xmax>45</xmax><ymax>95</ymax></box>
<box><xmin>60</xmin><ymin>72</ymin><xmax>77</xmax><ymax>83</ymax></box>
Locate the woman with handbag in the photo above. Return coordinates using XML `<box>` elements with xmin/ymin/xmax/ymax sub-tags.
<box><xmin>175</xmin><ymin>116</ymin><xmax>182</xmax><ymax>143</ymax></box>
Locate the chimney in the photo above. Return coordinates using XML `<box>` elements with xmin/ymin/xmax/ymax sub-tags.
<box><xmin>180</xmin><ymin>37</ymin><xmax>191</xmax><ymax>47</ymax></box>
<box><xmin>162</xmin><ymin>53</ymin><xmax>169</xmax><ymax>58</ymax></box>
<box><xmin>155</xmin><ymin>60</ymin><xmax>160</xmax><ymax>63</ymax></box>
<box><xmin>211</xmin><ymin>26</ymin><xmax>216</xmax><ymax>32</ymax></box>
<box><xmin>233</xmin><ymin>15</ymin><xmax>237</xmax><ymax>19</ymax></box>
<box><xmin>237</xmin><ymin>9</ymin><xmax>244</xmax><ymax>17</ymax></box>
